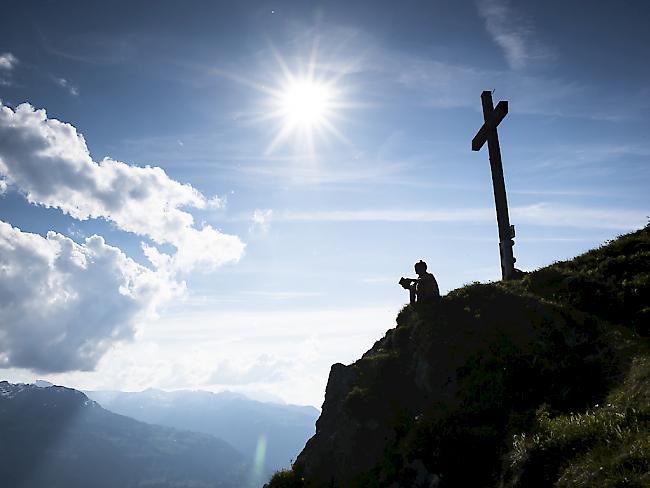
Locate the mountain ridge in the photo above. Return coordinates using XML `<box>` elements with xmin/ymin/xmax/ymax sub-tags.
<box><xmin>0</xmin><ymin>381</ymin><xmax>247</xmax><ymax>488</ymax></box>
<box><xmin>85</xmin><ymin>387</ymin><xmax>319</xmax><ymax>478</ymax></box>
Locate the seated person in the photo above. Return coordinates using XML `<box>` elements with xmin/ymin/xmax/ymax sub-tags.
<box><xmin>399</xmin><ymin>260</ymin><xmax>440</xmax><ymax>304</ymax></box>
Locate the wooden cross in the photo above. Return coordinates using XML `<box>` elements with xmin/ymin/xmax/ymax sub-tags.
<box><xmin>472</xmin><ymin>90</ymin><xmax>517</xmax><ymax>280</ymax></box>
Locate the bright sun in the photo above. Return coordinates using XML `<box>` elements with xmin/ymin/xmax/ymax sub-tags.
<box><xmin>242</xmin><ymin>46</ymin><xmax>350</xmax><ymax>155</ymax></box>
<box><xmin>264</xmin><ymin>73</ymin><xmax>342</xmax><ymax>155</ymax></box>
<box><xmin>258</xmin><ymin>59</ymin><xmax>346</xmax><ymax>155</ymax></box>
<box><xmin>279</xmin><ymin>79</ymin><xmax>333</xmax><ymax>128</ymax></box>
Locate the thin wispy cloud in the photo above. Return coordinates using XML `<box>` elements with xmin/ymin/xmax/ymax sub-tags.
<box><xmin>392</xmin><ymin>56</ymin><xmax>624</xmax><ymax>121</ymax></box>
<box><xmin>272</xmin><ymin>204</ymin><xmax>647</xmax><ymax>230</ymax></box>
<box><xmin>209</xmin><ymin>354</ymin><xmax>292</xmax><ymax>385</ymax></box>
<box><xmin>360</xmin><ymin>31</ymin><xmax>632</xmax><ymax>121</ymax></box>
<box><xmin>260</xmin><ymin>17</ymin><xmax>624</xmax><ymax>124</ymax></box>
<box><xmin>241</xmin><ymin>159</ymin><xmax>413</xmax><ymax>186</ymax></box>
<box><xmin>39</xmin><ymin>29</ymin><xmax>136</xmax><ymax>65</ymax></box>
<box><xmin>359</xmin><ymin>276</ymin><xmax>396</xmax><ymax>284</ymax></box>
<box><xmin>250</xmin><ymin>208</ymin><xmax>273</xmax><ymax>235</ymax></box>
<box><xmin>54</xmin><ymin>77</ymin><xmax>79</xmax><ymax>96</ymax></box>
<box><xmin>0</xmin><ymin>52</ymin><xmax>18</xmax><ymax>86</ymax></box>
<box><xmin>525</xmin><ymin>142</ymin><xmax>650</xmax><ymax>173</ymax></box>
<box><xmin>510</xmin><ymin>203</ymin><xmax>648</xmax><ymax>230</ymax></box>
<box><xmin>240</xmin><ymin>290</ymin><xmax>322</xmax><ymax>300</ymax></box>
<box><xmin>280</xmin><ymin>208</ymin><xmax>494</xmax><ymax>223</ymax></box>
<box><xmin>476</xmin><ymin>0</ymin><xmax>542</xmax><ymax>70</ymax></box>
<box><xmin>0</xmin><ymin>52</ymin><xmax>18</xmax><ymax>71</ymax></box>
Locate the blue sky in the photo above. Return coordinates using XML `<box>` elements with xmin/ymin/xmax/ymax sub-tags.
<box><xmin>0</xmin><ymin>0</ymin><xmax>648</xmax><ymax>406</ymax></box>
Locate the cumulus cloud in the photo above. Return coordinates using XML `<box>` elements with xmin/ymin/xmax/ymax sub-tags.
<box><xmin>0</xmin><ymin>102</ymin><xmax>245</xmax><ymax>272</ymax></box>
<box><xmin>0</xmin><ymin>221</ymin><xmax>181</xmax><ymax>373</ymax></box>
<box><xmin>0</xmin><ymin>102</ymin><xmax>247</xmax><ymax>373</ymax></box>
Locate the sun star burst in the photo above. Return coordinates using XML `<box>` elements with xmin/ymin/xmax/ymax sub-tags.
<box><xmin>264</xmin><ymin>71</ymin><xmax>344</xmax><ymax>156</ymax></box>
<box><xmin>254</xmin><ymin>45</ymin><xmax>352</xmax><ymax>157</ymax></box>
<box><xmin>278</xmin><ymin>78</ymin><xmax>333</xmax><ymax>128</ymax></box>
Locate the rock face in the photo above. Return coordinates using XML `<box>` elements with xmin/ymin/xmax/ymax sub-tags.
<box><xmin>296</xmin><ymin>290</ymin><xmax>600</xmax><ymax>486</ymax></box>
<box><xmin>284</xmin><ymin>226</ymin><xmax>650</xmax><ymax>487</ymax></box>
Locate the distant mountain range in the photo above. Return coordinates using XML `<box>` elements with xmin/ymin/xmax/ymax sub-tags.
<box><xmin>0</xmin><ymin>381</ymin><xmax>246</xmax><ymax>488</ymax></box>
<box><xmin>85</xmin><ymin>388</ymin><xmax>319</xmax><ymax>478</ymax></box>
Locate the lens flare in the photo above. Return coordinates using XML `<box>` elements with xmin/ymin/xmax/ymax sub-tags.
<box><xmin>249</xmin><ymin>433</ymin><xmax>267</xmax><ymax>487</ymax></box>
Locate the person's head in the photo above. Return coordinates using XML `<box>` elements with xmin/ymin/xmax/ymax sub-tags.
<box><xmin>414</xmin><ymin>260</ymin><xmax>427</xmax><ymax>275</ymax></box>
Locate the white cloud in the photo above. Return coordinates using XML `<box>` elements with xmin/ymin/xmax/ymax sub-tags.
<box><xmin>476</xmin><ymin>0</ymin><xmax>543</xmax><ymax>70</ymax></box>
<box><xmin>357</xmin><ymin>34</ymin><xmax>607</xmax><ymax>121</ymax></box>
<box><xmin>0</xmin><ymin>221</ymin><xmax>181</xmax><ymax>373</ymax></box>
<box><xmin>55</xmin><ymin>77</ymin><xmax>79</xmax><ymax>96</ymax></box>
<box><xmin>239</xmin><ymin>155</ymin><xmax>412</xmax><ymax>186</ymax></box>
<box><xmin>524</xmin><ymin>142</ymin><xmax>650</xmax><ymax>174</ymax></box>
<box><xmin>0</xmin><ymin>52</ymin><xmax>18</xmax><ymax>86</ymax></box>
<box><xmin>318</xmin><ymin>22</ymin><xmax>640</xmax><ymax>122</ymax></box>
<box><xmin>240</xmin><ymin>290</ymin><xmax>322</xmax><ymax>301</ymax></box>
<box><xmin>280</xmin><ymin>208</ymin><xmax>493</xmax><ymax>223</ymax></box>
<box><xmin>0</xmin><ymin>305</ymin><xmax>398</xmax><ymax>406</ymax></box>
<box><xmin>390</xmin><ymin>52</ymin><xmax>634</xmax><ymax>121</ymax></box>
<box><xmin>0</xmin><ymin>102</ymin><xmax>245</xmax><ymax>272</ymax></box>
<box><xmin>272</xmin><ymin>204</ymin><xmax>647</xmax><ymax>230</ymax></box>
<box><xmin>0</xmin><ymin>53</ymin><xmax>17</xmax><ymax>71</ymax></box>
<box><xmin>207</xmin><ymin>194</ymin><xmax>226</xmax><ymax>208</ymax></box>
<box><xmin>0</xmin><ymin>103</ymin><xmax>246</xmax><ymax>374</ymax></box>
<box><xmin>250</xmin><ymin>208</ymin><xmax>273</xmax><ymax>235</ymax></box>
<box><xmin>511</xmin><ymin>203</ymin><xmax>648</xmax><ymax>230</ymax></box>
<box><xmin>209</xmin><ymin>354</ymin><xmax>292</xmax><ymax>385</ymax></box>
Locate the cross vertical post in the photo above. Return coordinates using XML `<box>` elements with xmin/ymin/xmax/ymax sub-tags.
<box><xmin>472</xmin><ymin>90</ymin><xmax>516</xmax><ymax>280</ymax></box>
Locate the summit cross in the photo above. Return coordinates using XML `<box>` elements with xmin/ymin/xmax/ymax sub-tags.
<box><xmin>472</xmin><ymin>90</ymin><xmax>517</xmax><ymax>280</ymax></box>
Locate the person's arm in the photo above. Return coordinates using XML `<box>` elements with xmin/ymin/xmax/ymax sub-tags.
<box><xmin>399</xmin><ymin>277</ymin><xmax>416</xmax><ymax>289</ymax></box>
<box><xmin>399</xmin><ymin>277</ymin><xmax>417</xmax><ymax>304</ymax></box>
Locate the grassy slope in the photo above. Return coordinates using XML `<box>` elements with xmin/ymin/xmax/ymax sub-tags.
<box><xmin>501</xmin><ymin>226</ymin><xmax>650</xmax><ymax>488</ymax></box>
<box><xmin>267</xmin><ymin>225</ymin><xmax>650</xmax><ymax>488</ymax></box>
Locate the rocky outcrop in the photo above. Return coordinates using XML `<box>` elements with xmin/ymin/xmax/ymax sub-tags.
<box><xmin>294</xmin><ymin>288</ymin><xmax>607</xmax><ymax>486</ymax></box>
<box><xmin>283</xmin><ymin>226</ymin><xmax>649</xmax><ymax>487</ymax></box>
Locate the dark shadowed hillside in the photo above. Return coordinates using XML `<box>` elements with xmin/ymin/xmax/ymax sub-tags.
<box><xmin>266</xmin><ymin>225</ymin><xmax>650</xmax><ymax>487</ymax></box>
<box><xmin>0</xmin><ymin>382</ymin><xmax>247</xmax><ymax>488</ymax></box>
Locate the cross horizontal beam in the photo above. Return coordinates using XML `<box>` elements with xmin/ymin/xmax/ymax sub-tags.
<box><xmin>471</xmin><ymin>100</ymin><xmax>508</xmax><ymax>151</ymax></box>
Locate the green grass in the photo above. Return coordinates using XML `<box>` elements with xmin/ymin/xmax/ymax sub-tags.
<box><xmin>264</xmin><ymin>469</ymin><xmax>305</xmax><ymax>488</ymax></box>
<box><xmin>506</xmin><ymin>356</ymin><xmax>650</xmax><ymax>487</ymax></box>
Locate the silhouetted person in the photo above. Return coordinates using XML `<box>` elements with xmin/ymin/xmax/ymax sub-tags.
<box><xmin>399</xmin><ymin>260</ymin><xmax>440</xmax><ymax>304</ymax></box>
